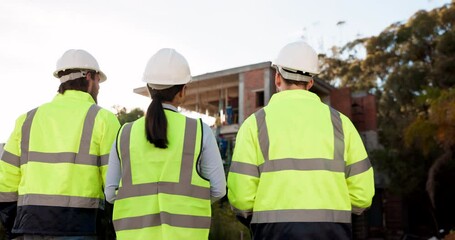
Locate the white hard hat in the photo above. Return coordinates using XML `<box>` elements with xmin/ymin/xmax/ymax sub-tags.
<box><xmin>142</xmin><ymin>48</ymin><xmax>191</xmax><ymax>90</ymax></box>
<box><xmin>53</xmin><ymin>49</ymin><xmax>107</xmax><ymax>83</ymax></box>
<box><xmin>271</xmin><ymin>41</ymin><xmax>320</xmax><ymax>81</ymax></box>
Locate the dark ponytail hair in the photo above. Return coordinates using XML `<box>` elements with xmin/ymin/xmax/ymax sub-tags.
<box><xmin>145</xmin><ymin>84</ymin><xmax>185</xmax><ymax>149</ymax></box>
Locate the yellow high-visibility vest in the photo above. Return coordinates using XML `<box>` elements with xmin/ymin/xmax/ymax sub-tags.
<box><xmin>113</xmin><ymin>110</ymin><xmax>211</xmax><ymax>240</ymax></box>
<box><xmin>0</xmin><ymin>90</ymin><xmax>120</xmax><ymax>234</ymax></box>
<box><xmin>228</xmin><ymin>90</ymin><xmax>375</xmax><ymax>224</ymax></box>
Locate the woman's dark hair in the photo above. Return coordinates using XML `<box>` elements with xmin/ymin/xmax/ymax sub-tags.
<box><xmin>57</xmin><ymin>69</ymin><xmax>97</xmax><ymax>94</ymax></box>
<box><xmin>146</xmin><ymin>84</ymin><xmax>185</xmax><ymax>149</ymax></box>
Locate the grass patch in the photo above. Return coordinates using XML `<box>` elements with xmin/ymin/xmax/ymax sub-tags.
<box><xmin>210</xmin><ymin>197</ymin><xmax>252</xmax><ymax>240</ymax></box>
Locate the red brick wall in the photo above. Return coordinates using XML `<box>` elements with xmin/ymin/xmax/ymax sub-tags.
<box><xmin>330</xmin><ymin>88</ymin><xmax>377</xmax><ymax>132</ymax></box>
<box><xmin>243</xmin><ymin>69</ymin><xmax>265</xmax><ymax>119</ymax></box>
<box><xmin>352</xmin><ymin>94</ymin><xmax>377</xmax><ymax>131</ymax></box>
<box><xmin>363</xmin><ymin>95</ymin><xmax>378</xmax><ymax>131</ymax></box>
<box><xmin>330</xmin><ymin>87</ymin><xmax>352</xmax><ymax>119</ymax></box>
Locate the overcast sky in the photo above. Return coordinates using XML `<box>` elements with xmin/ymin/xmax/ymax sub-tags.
<box><xmin>0</xmin><ymin>0</ymin><xmax>451</xmax><ymax>142</ymax></box>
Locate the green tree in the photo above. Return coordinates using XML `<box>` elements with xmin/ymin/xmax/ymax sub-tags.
<box><xmin>209</xmin><ymin>198</ymin><xmax>251</xmax><ymax>240</ymax></box>
<box><xmin>404</xmin><ymin>88</ymin><xmax>455</xmax><ymax>230</ymax></box>
<box><xmin>113</xmin><ymin>105</ymin><xmax>144</xmax><ymax>125</ymax></box>
<box><xmin>0</xmin><ymin>224</ymin><xmax>5</xmax><ymax>240</ymax></box>
<box><xmin>319</xmin><ymin>2</ymin><xmax>455</xmax><ymax>233</ymax></box>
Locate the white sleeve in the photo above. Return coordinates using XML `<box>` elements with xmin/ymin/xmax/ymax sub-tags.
<box><xmin>104</xmin><ymin>141</ymin><xmax>121</xmax><ymax>204</ymax></box>
<box><xmin>199</xmin><ymin>122</ymin><xmax>227</xmax><ymax>201</ymax></box>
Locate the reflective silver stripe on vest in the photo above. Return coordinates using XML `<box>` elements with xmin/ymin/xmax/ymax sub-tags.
<box><xmin>114</xmin><ymin>212</ymin><xmax>211</xmax><ymax>230</ymax></box>
<box><xmin>345</xmin><ymin>157</ymin><xmax>371</xmax><ymax>178</ymax></box>
<box><xmin>0</xmin><ymin>192</ymin><xmax>18</xmax><ymax>202</ymax></box>
<box><xmin>1</xmin><ymin>150</ymin><xmax>21</xmax><ymax>167</ymax></box>
<box><xmin>255</xmin><ymin>108</ymin><xmax>269</xmax><ymax>163</ymax></box>
<box><xmin>100</xmin><ymin>154</ymin><xmax>109</xmax><ymax>166</ymax></box>
<box><xmin>230</xmin><ymin>158</ymin><xmax>346</xmax><ymax>177</ymax></box>
<box><xmin>17</xmin><ymin>194</ymin><xmax>100</xmax><ymax>208</ymax></box>
<box><xmin>249</xmin><ymin>107</ymin><xmax>355</xmax><ymax>224</ymax></box>
<box><xmin>116</xmin><ymin>118</ymin><xmax>210</xmax><ymax>200</ymax></box>
<box><xmin>76</xmin><ymin>105</ymin><xmax>101</xmax><ymax>165</ymax></box>
<box><xmin>20</xmin><ymin>104</ymin><xmax>102</xmax><ymax>166</ymax></box>
<box><xmin>229</xmin><ymin>161</ymin><xmax>261</xmax><ymax>178</ymax></box>
<box><xmin>26</xmin><ymin>152</ymin><xmax>102</xmax><ymax>166</ymax></box>
<box><xmin>118</xmin><ymin>123</ymin><xmax>133</xmax><ymax>186</ymax></box>
<box><xmin>117</xmin><ymin>182</ymin><xmax>210</xmax><ymax>200</ymax></box>
<box><xmin>261</xmin><ymin>158</ymin><xmax>345</xmax><ymax>173</ymax></box>
<box><xmin>253</xmin><ymin>107</ymin><xmax>372</xmax><ymax>178</ymax></box>
<box><xmin>330</xmin><ymin>108</ymin><xmax>344</xmax><ymax>162</ymax></box>
<box><xmin>114</xmin><ymin>117</ymin><xmax>210</xmax><ymax>230</ymax></box>
<box><xmin>253</xmin><ymin>107</ymin><xmax>346</xmax><ymax>174</ymax></box>
<box><xmin>21</xmin><ymin>108</ymin><xmax>38</xmax><ymax>166</ymax></box>
<box><xmin>251</xmin><ymin>209</ymin><xmax>351</xmax><ymax>224</ymax></box>
<box><xmin>14</xmin><ymin>105</ymin><xmax>102</xmax><ymax>208</ymax></box>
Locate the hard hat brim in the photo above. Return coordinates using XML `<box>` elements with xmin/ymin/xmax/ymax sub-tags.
<box><xmin>147</xmin><ymin>83</ymin><xmax>174</xmax><ymax>90</ymax></box>
<box><xmin>99</xmin><ymin>71</ymin><xmax>107</xmax><ymax>82</ymax></box>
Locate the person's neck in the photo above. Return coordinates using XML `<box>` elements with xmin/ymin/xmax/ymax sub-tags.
<box><xmin>280</xmin><ymin>85</ymin><xmax>307</xmax><ymax>91</ymax></box>
<box><xmin>162</xmin><ymin>100</ymin><xmax>179</xmax><ymax>108</ymax></box>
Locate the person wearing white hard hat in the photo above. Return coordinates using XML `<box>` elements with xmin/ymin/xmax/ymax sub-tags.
<box><xmin>0</xmin><ymin>49</ymin><xmax>120</xmax><ymax>239</ymax></box>
<box><xmin>227</xmin><ymin>41</ymin><xmax>375</xmax><ymax>240</ymax></box>
<box><xmin>104</xmin><ymin>48</ymin><xmax>226</xmax><ymax>239</ymax></box>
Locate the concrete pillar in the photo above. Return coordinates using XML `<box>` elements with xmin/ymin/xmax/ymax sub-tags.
<box><xmin>264</xmin><ymin>68</ymin><xmax>271</xmax><ymax>105</ymax></box>
<box><xmin>238</xmin><ymin>73</ymin><xmax>245</xmax><ymax>124</ymax></box>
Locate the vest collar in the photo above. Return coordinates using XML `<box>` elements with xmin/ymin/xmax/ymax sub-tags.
<box><xmin>53</xmin><ymin>90</ymin><xmax>96</xmax><ymax>104</ymax></box>
<box><xmin>270</xmin><ymin>89</ymin><xmax>321</xmax><ymax>103</ymax></box>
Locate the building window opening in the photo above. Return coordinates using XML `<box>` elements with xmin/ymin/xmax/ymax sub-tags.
<box><xmin>256</xmin><ymin>91</ymin><xmax>264</xmax><ymax>107</ymax></box>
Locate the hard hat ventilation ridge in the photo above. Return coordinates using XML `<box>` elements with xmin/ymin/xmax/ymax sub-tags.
<box><xmin>281</xmin><ymin>67</ymin><xmax>313</xmax><ymax>77</ymax></box>
<box><xmin>59</xmin><ymin>70</ymin><xmax>87</xmax><ymax>83</ymax></box>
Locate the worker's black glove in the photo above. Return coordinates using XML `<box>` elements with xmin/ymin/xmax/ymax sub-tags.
<box><xmin>236</xmin><ymin>215</ymin><xmax>252</xmax><ymax>228</ymax></box>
